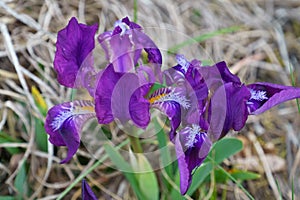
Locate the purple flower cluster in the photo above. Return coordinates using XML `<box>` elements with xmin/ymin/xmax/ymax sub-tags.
<box><xmin>45</xmin><ymin>17</ymin><xmax>300</xmax><ymax>195</ymax></box>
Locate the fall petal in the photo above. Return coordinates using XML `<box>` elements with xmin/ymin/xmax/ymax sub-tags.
<box><xmin>44</xmin><ymin>100</ymin><xmax>96</xmax><ymax>163</ymax></box>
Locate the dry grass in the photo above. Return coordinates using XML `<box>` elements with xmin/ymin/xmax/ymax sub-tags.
<box><xmin>0</xmin><ymin>0</ymin><xmax>300</xmax><ymax>199</ymax></box>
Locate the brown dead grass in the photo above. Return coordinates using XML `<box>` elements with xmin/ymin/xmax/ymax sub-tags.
<box><xmin>0</xmin><ymin>0</ymin><xmax>300</xmax><ymax>199</ymax></box>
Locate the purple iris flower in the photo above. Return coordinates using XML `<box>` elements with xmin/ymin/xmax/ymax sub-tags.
<box><xmin>175</xmin><ymin>124</ymin><xmax>211</xmax><ymax>195</ymax></box>
<box><xmin>54</xmin><ymin>17</ymin><xmax>98</xmax><ymax>89</ymax></box>
<box><xmin>98</xmin><ymin>16</ymin><xmax>162</xmax><ymax>73</ymax></box>
<box><xmin>168</xmin><ymin>55</ymin><xmax>213</xmax><ymax>194</ymax></box>
<box><xmin>204</xmin><ymin>61</ymin><xmax>300</xmax><ymax>138</ymax></box>
<box><xmin>45</xmin><ymin>16</ymin><xmax>166</xmax><ymax>162</ymax></box>
<box><xmin>45</xmin><ymin>17</ymin><xmax>100</xmax><ymax>163</ymax></box>
<box><xmin>82</xmin><ymin>179</ymin><xmax>97</xmax><ymax>200</ymax></box>
<box><xmin>94</xmin><ymin>16</ymin><xmax>167</xmax><ymax>129</ymax></box>
<box><xmin>44</xmin><ymin>100</ymin><xmax>96</xmax><ymax>163</ymax></box>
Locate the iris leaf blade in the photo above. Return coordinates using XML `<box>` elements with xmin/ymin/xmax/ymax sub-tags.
<box><xmin>104</xmin><ymin>143</ymin><xmax>145</xmax><ymax>199</ymax></box>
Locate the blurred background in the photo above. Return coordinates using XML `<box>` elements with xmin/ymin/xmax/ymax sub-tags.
<box><xmin>0</xmin><ymin>0</ymin><xmax>300</xmax><ymax>199</ymax></box>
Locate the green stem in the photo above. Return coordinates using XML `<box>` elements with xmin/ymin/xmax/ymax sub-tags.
<box><xmin>70</xmin><ymin>89</ymin><xmax>76</xmax><ymax>101</ymax></box>
<box><xmin>57</xmin><ymin>139</ymin><xmax>129</xmax><ymax>200</ymax></box>
<box><xmin>129</xmin><ymin>135</ymin><xmax>143</xmax><ymax>153</ymax></box>
<box><xmin>133</xmin><ymin>0</ymin><xmax>138</xmax><ymax>23</ymax></box>
<box><xmin>207</xmin><ymin>156</ymin><xmax>255</xmax><ymax>200</ymax></box>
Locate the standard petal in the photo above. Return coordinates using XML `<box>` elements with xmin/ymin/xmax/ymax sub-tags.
<box><xmin>132</xmin><ymin>30</ymin><xmax>162</xmax><ymax>65</ymax></box>
<box><xmin>247</xmin><ymin>82</ymin><xmax>300</xmax><ymax>115</ymax></box>
<box><xmin>54</xmin><ymin>17</ymin><xmax>98</xmax><ymax>88</ymax></box>
<box><xmin>95</xmin><ymin>64</ymin><xmax>123</xmax><ymax>124</ymax></box>
<box><xmin>82</xmin><ymin>179</ymin><xmax>97</xmax><ymax>200</ymax></box>
<box><xmin>210</xmin><ymin>83</ymin><xmax>250</xmax><ymax>139</ymax></box>
<box><xmin>199</xmin><ymin>61</ymin><xmax>242</xmax><ymax>92</ymax></box>
<box><xmin>129</xmin><ymin>84</ymin><xmax>152</xmax><ymax>129</ymax></box>
<box><xmin>95</xmin><ymin>64</ymin><xmax>151</xmax><ymax>127</ymax></box>
<box><xmin>44</xmin><ymin>100</ymin><xmax>96</xmax><ymax>163</ymax></box>
<box><xmin>111</xmin><ymin>72</ymin><xmax>149</xmax><ymax>126</ymax></box>
<box><xmin>98</xmin><ymin>16</ymin><xmax>162</xmax><ymax>73</ymax></box>
<box><xmin>172</xmin><ymin>55</ymin><xmax>208</xmax><ymax>117</ymax></box>
<box><xmin>109</xmin><ymin>33</ymin><xmax>135</xmax><ymax>72</ymax></box>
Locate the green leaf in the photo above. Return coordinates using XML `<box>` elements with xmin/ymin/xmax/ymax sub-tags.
<box><xmin>104</xmin><ymin>143</ymin><xmax>145</xmax><ymax>199</ymax></box>
<box><xmin>170</xmin><ymin>170</ymin><xmax>185</xmax><ymax>200</ymax></box>
<box><xmin>209</xmin><ymin>137</ymin><xmax>243</xmax><ymax>164</ymax></box>
<box><xmin>231</xmin><ymin>170</ymin><xmax>261</xmax><ymax>181</ymax></box>
<box><xmin>170</xmin><ymin>162</ymin><xmax>213</xmax><ymax>198</ymax></box>
<box><xmin>213</xmin><ymin>169</ymin><xmax>229</xmax><ymax>183</ymax></box>
<box><xmin>154</xmin><ymin>118</ymin><xmax>173</xmax><ymax>176</ymax></box>
<box><xmin>187</xmin><ymin>162</ymin><xmax>213</xmax><ymax>195</ymax></box>
<box><xmin>14</xmin><ymin>161</ymin><xmax>28</xmax><ymax>199</ymax></box>
<box><xmin>0</xmin><ymin>196</ymin><xmax>15</xmax><ymax>200</ymax></box>
<box><xmin>135</xmin><ymin>154</ymin><xmax>159</xmax><ymax>200</ymax></box>
<box><xmin>0</xmin><ymin>131</ymin><xmax>21</xmax><ymax>155</ymax></box>
<box><xmin>168</xmin><ymin>26</ymin><xmax>241</xmax><ymax>54</ymax></box>
<box><xmin>35</xmin><ymin>118</ymin><xmax>48</xmax><ymax>152</ymax></box>
<box><xmin>133</xmin><ymin>0</ymin><xmax>138</xmax><ymax>23</ymax></box>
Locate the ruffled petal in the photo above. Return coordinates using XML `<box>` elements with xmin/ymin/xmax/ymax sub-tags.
<box><xmin>54</xmin><ymin>17</ymin><xmax>98</xmax><ymax>88</ymax></box>
<box><xmin>82</xmin><ymin>179</ymin><xmax>97</xmax><ymax>200</ymax></box>
<box><xmin>109</xmin><ymin>32</ymin><xmax>135</xmax><ymax>72</ymax></box>
<box><xmin>129</xmin><ymin>84</ymin><xmax>152</xmax><ymax>129</ymax></box>
<box><xmin>210</xmin><ymin>83</ymin><xmax>250</xmax><ymax>139</ymax></box>
<box><xmin>98</xmin><ymin>16</ymin><xmax>162</xmax><ymax>73</ymax></box>
<box><xmin>95</xmin><ymin>64</ymin><xmax>123</xmax><ymax>124</ymax></box>
<box><xmin>172</xmin><ymin>55</ymin><xmax>208</xmax><ymax>120</ymax></box>
<box><xmin>175</xmin><ymin>126</ymin><xmax>211</xmax><ymax>195</ymax></box>
<box><xmin>152</xmin><ymin>101</ymin><xmax>181</xmax><ymax>141</ymax></box>
<box><xmin>111</xmin><ymin>73</ymin><xmax>150</xmax><ymax>126</ymax></box>
<box><xmin>247</xmin><ymin>82</ymin><xmax>300</xmax><ymax>115</ymax></box>
<box><xmin>149</xmin><ymin>87</ymin><xmax>190</xmax><ymax>140</ymax></box>
<box><xmin>44</xmin><ymin>100</ymin><xmax>96</xmax><ymax>163</ymax></box>
<box><xmin>95</xmin><ymin>64</ymin><xmax>151</xmax><ymax>127</ymax></box>
<box><xmin>199</xmin><ymin>61</ymin><xmax>241</xmax><ymax>86</ymax></box>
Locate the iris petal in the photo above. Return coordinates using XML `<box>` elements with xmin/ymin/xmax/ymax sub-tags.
<box><xmin>152</xmin><ymin>101</ymin><xmax>181</xmax><ymax>141</ymax></box>
<box><xmin>95</xmin><ymin>64</ymin><xmax>151</xmax><ymax>128</ymax></box>
<box><xmin>44</xmin><ymin>100</ymin><xmax>96</xmax><ymax>163</ymax></box>
<box><xmin>54</xmin><ymin>17</ymin><xmax>98</xmax><ymax>88</ymax></box>
<box><xmin>82</xmin><ymin>179</ymin><xmax>97</xmax><ymax>200</ymax></box>
<box><xmin>247</xmin><ymin>82</ymin><xmax>300</xmax><ymax>115</ymax></box>
<box><xmin>129</xmin><ymin>84</ymin><xmax>152</xmax><ymax>129</ymax></box>
<box><xmin>98</xmin><ymin>17</ymin><xmax>162</xmax><ymax>73</ymax></box>
<box><xmin>95</xmin><ymin>64</ymin><xmax>123</xmax><ymax>124</ymax></box>
<box><xmin>149</xmin><ymin>87</ymin><xmax>190</xmax><ymax>140</ymax></box>
<box><xmin>210</xmin><ymin>83</ymin><xmax>250</xmax><ymax>139</ymax></box>
<box><xmin>175</xmin><ymin>126</ymin><xmax>211</xmax><ymax>195</ymax></box>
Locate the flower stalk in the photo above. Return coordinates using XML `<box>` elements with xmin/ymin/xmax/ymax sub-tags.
<box><xmin>129</xmin><ymin>134</ymin><xmax>143</xmax><ymax>153</ymax></box>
